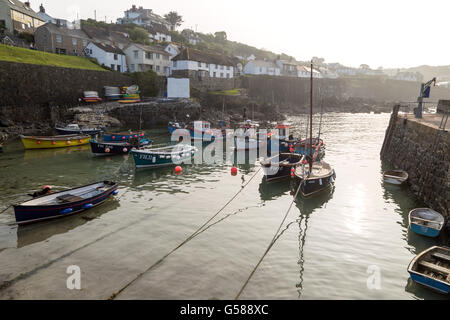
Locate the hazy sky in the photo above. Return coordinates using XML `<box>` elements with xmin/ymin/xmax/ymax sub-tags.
<box><xmin>30</xmin><ymin>0</ymin><xmax>450</xmax><ymax>68</ymax></box>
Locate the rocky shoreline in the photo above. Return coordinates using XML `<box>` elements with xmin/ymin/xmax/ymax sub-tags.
<box><xmin>0</xmin><ymin>95</ymin><xmax>397</xmax><ymax>143</ymax></box>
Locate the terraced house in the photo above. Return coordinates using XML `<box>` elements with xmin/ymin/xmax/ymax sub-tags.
<box><xmin>124</xmin><ymin>43</ymin><xmax>170</xmax><ymax>75</ymax></box>
<box><xmin>34</xmin><ymin>22</ymin><xmax>90</xmax><ymax>55</ymax></box>
<box><xmin>0</xmin><ymin>0</ymin><xmax>44</xmax><ymax>34</ymax></box>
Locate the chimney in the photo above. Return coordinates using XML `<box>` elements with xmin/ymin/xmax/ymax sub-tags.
<box><xmin>39</xmin><ymin>3</ymin><xmax>45</xmax><ymax>13</ymax></box>
<box><xmin>56</xmin><ymin>19</ymin><xmax>61</xmax><ymax>27</ymax></box>
<box><xmin>131</xmin><ymin>5</ymin><xmax>136</xmax><ymax>11</ymax></box>
<box><xmin>24</xmin><ymin>1</ymin><xmax>30</xmax><ymax>7</ymax></box>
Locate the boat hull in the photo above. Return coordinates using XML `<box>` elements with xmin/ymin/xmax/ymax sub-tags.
<box><xmin>408</xmin><ymin>272</ymin><xmax>450</xmax><ymax>294</ymax></box>
<box><xmin>21</xmin><ymin>136</ymin><xmax>90</xmax><ymax>149</ymax></box>
<box><xmin>13</xmin><ymin>182</ymin><xmax>118</xmax><ymax>225</ymax></box>
<box><xmin>103</xmin><ymin>132</ymin><xmax>145</xmax><ymax>142</ymax></box>
<box><xmin>410</xmin><ymin>223</ymin><xmax>441</xmax><ymax>237</ymax></box>
<box><xmin>131</xmin><ymin>146</ymin><xmax>196</xmax><ymax>168</ymax></box>
<box><xmin>90</xmin><ymin>139</ymin><xmax>151</xmax><ymax>156</ymax></box>
<box><xmin>299</xmin><ymin>170</ymin><xmax>336</xmax><ymax>197</ymax></box>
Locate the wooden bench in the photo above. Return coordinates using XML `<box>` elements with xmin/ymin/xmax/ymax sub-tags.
<box><xmin>418</xmin><ymin>261</ymin><xmax>450</xmax><ymax>282</ymax></box>
<box><xmin>432</xmin><ymin>252</ymin><xmax>450</xmax><ymax>263</ymax></box>
<box><xmin>56</xmin><ymin>194</ymin><xmax>84</xmax><ymax>203</ymax></box>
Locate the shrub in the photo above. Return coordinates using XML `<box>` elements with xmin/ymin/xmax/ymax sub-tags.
<box><xmin>129</xmin><ymin>70</ymin><xmax>159</xmax><ymax>97</ymax></box>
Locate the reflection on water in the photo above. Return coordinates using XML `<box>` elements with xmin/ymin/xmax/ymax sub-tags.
<box><xmin>295</xmin><ymin>187</ymin><xmax>334</xmax><ymax>298</ymax></box>
<box><xmin>0</xmin><ymin>115</ymin><xmax>449</xmax><ymax>300</ymax></box>
<box><xmin>16</xmin><ymin>198</ymin><xmax>120</xmax><ymax>248</ymax></box>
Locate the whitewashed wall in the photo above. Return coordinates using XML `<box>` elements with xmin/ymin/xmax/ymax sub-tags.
<box><xmin>85</xmin><ymin>43</ymin><xmax>128</xmax><ymax>72</ymax></box>
<box><xmin>167</xmin><ymin>78</ymin><xmax>190</xmax><ymax>98</ymax></box>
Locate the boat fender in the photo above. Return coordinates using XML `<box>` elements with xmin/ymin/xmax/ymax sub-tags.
<box><xmin>112</xmin><ymin>136</ymin><xmax>116</xmax><ymax>140</ymax></box>
<box><xmin>112</xmin><ymin>190</ymin><xmax>119</xmax><ymax>196</ymax></box>
<box><xmin>52</xmin><ymin>141</ymin><xmax>56</xmax><ymax>145</ymax></box>
<box><xmin>66</xmin><ymin>141</ymin><xmax>70</xmax><ymax>145</ymax></box>
<box><xmin>83</xmin><ymin>203</ymin><xmax>93</xmax><ymax>209</ymax></box>
<box><xmin>105</xmin><ymin>148</ymin><xmax>110</xmax><ymax>153</ymax></box>
<box><xmin>61</xmin><ymin>208</ymin><xmax>73</xmax><ymax>214</ymax></box>
<box><xmin>79</xmin><ymin>139</ymin><xmax>83</xmax><ymax>143</ymax></box>
<box><xmin>123</xmin><ymin>148</ymin><xmax>128</xmax><ymax>152</ymax></box>
<box><xmin>37</xmin><ymin>140</ymin><xmax>41</xmax><ymax>145</ymax></box>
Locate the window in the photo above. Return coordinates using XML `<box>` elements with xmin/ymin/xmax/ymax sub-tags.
<box><xmin>73</xmin><ymin>49</ymin><xmax>77</xmax><ymax>55</ymax></box>
<box><xmin>226</xmin><ymin>66</ymin><xmax>230</xmax><ymax>70</ymax></box>
<box><xmin>72</xmin><ymin>38</ymin><xmax>77</xmax><ymax>46</ymax></box>
<box><xmin>82</xmin><ymin>40</ymin><xmax>87</xmax><ymax>47</ymax></box>
<box><xmin>173</xmin><ymin>61</ymin><xmax>177</xmax><ymax>68</ymax></box>
<box><xmin>156</xmin><ymin>53</ymin><xmax>160</xmax><ymax>59</ymax></box>
<box><xmin>163</xmin><ymin>55</ymin><xmax>169</xmax><ymax>61</ymax></box>
<box><xmin>156</xmin><ymin>65</ymin><xmax>160</xmax><ymax>72</ymax></box>
<box><xmin>56</xmin><ymin>35</ymin><xmax>62</xmax><ymax>43</ymax></box>
<box><xmin>130</xmin><ymin>64</ymin><xmax>135</xmax><ymax>71</ymax></box>
<box><xmin>220</xmin><ymin>73</ymin><xmax>223</xmax><ymax>78</ymax></box>
<box><xmin>220</xmin><ymin>65</ymin><xmax>224</xmax><ymax>70</ymax></box>
<box><xmin>21</xmin><ymin>23</ymin><xmax>25</xmax><ymax>29</ymax></box>
<box><xmin>162</xmin><ymin>37</ymin><xmax>166</xmax><ymax>41</ymax></box>
<box><xmin>117</xmin><ymin>65</ymin><xmax>121</xmax><ymax>72</ymax></box>
<box><xmin>164</xmin><ymin>66</ymin><xmax>168</xmax><ymax>73</ymax></box>
<box><xmin>198</xmin><ymin>61</ymin><xmax>201</xmax><ymax>68</ymax></box>
<box><xmin>114</xmin><ymin>54</ymin><xmax>118</xmax><ymax>60</ymax></box>
<box><xmin>260</xmin><ymin>67</ymin><xmax>263</xmax><ymax>72</ymax></box>
<box><xmin>111</xmin><ymin>64</ymin><xmax>115</xmax><ymax>70</ymax></box>
<box><xmin>226</xmin><ymin>73</ymin><xmax>230</xmax><ymax>78</ymax></box>
<box><xmin>145</xmin><ymin>52</ymin><xmax>153</xmax><ymax>59</ymax></box>
<box><xmin>134</xmin><ymin>50</ymin><xmax>139</xmax><ymax>59</ymax></box>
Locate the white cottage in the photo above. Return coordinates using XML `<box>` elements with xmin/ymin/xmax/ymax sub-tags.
<box><xmin>124</xmin><ymin>43</ymin><xmax>171</xmax><ymax>75</ymax></box>
<box><xmin>164</xmin><ymin>43</ymin><xmax>180</xmax><ymax>57</ymax></box>
<box><xmin>170</xmin><ymin>47</ymin><xmax>235</xmax><ymax>79</ymax></box>
<box><xmin>84</xmin><ymin>42</ymin><xmax>128</xmax><ymax>72</ymax></box>
<box><xmin>297</xmin><ymin>65</ymin><xmax>321</xmax><ymax>78</ymax></box>
<box><xmin>243</xmin><ymin>60</ymin><xmax>281</xmax><ymax>76</ymax></box>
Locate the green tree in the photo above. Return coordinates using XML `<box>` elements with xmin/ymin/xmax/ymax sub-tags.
<box><xmin>164</xmin><ymin>11</ymin><xmax>183</xmax><ymax>31</ymax></box>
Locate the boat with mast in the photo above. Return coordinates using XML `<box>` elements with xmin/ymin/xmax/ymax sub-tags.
<box><xmin>292</xmin><ymin>60</ymin><xmax>335</xmax><ymax>197</ymax></box>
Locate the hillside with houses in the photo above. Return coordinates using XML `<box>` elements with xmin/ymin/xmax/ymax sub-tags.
<box><xmin>0</xmin><ymin>1</ymin><xmax>442</xmax><ymax>86</ymax></box>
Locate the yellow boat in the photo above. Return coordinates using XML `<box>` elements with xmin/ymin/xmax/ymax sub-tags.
<box><xmin>20</xmin><ymin>134</ymin><xmax>91</xmax><ymax>149</ymax></box>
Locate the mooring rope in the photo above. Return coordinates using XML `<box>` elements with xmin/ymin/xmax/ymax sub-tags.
<box><xmin>109</xmin><ymin>167</ymin><xmax>262</xmax><ymax>300</ymax></box>
<box><xmin>0</xmin><ymin>205</ymin><xmax>12</xmax><ymax>215</ymax></box>
<box><xmin>234</xmin><ymin>179</ymin><xmax>303</xmax><ymax>300</ymax></box>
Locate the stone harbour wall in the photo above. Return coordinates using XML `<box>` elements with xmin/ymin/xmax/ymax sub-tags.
<box><xmin>381</xmin><ymin>105</ymin><xmax>449</xmax><ymax>217</ymax></box>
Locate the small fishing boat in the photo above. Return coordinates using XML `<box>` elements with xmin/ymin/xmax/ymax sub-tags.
<box><xmin>407</xmin><ymin>246</ymin><xmax>450</xmax><ymax>294</ymax></box>
<box><xmin>409</xmin><ymin>208</ymin><xmax>445</xmax><ymax>238</ymax></box>
<box><xmin>55</xmin><ymin>123</ymin><xmax>103</xmax><ymax>136</ymax></box>
<box><xmin>383</xmin><ymin>170</ymin><xmax>408</xmax><ymax>185</ymax></box>
<box><xmin>102</xmin><ymin>131</ymin><xmax>146</xmax><ymax>142</ymax></box>
<box><xmin>13</xmin><ymin>181</ymin><xmax>118</xmax><ymax>225</ymax></box>
<box><xmin>261</xmin><ymin>153</ymin><xmax>303</xmax><ymax>182</ymax></box>
<box><xmin>168</xmin><ymin>121</ymin><xmax>186</xmax><ymax>134</ymax></box>
<box><xmin>20</xmin><ymin>134</ymin><xmax>91</xmax><ymax>149</ymax></box>
<box><xmin>267</xmin><ymin>123</ymin><xmax>298</xmax><ymax>153</ymax></box>
<box><xmin>292</xmin><ymin>160</ymin><xmax>336</xmax><ymax>197</ymax></box>
<box><xmin>90</xmin><ymin>138</ymin><xmax>152</xmax><ymax>156</ymax></box>
<box><xmin>234</xmin><ymin>120</ymin><xmax>265</xmax><ymax>151</ymax></box>
<box><xmin>130</xmin><ymin>144</ymin><xmax>197</xmax><ymax>168</ymax></box>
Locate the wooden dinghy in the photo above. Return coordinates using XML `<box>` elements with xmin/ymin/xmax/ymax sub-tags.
<box><xmin>292</xmin><ymin>161</ymin><xmax>336</xmax><ymax>197</ymax></box>
<box><xmin>261</xmin><ymin>153</ymin><xmax>303</xmax><ymax>182</ymax></box>
<box><xmin>20</xmin><ymin>134</ymin><xmax>91</xmax><ymax>149</ymax></box>
<box><xmin>409</xmin><ymin>208</ymin><xmax>445</xmax><ymax>238</ymax></box>
<box><xmin>383</xmin><ymin>169</ymin><xmax>408</xmax><ymax>185</ymax></box>
<box><xmin>130</xmin><ymin>144</ymin><xmax>197</xmax><ymax>168</ymax></box>
<box><xmin>408</xmin><ymin>246</ymin><xmax>450</xmax><ymax>294</ymax></box>
<box><xmin>13</xmin><ymin>181</ymin><xmax>118</xmax><ymax>225</ymax></box>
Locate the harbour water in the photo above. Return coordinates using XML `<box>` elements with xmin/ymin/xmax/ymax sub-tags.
<box><xmin>0</xmin><ymin>113</ymin><xmax>448</xmax><ymax>299</ymax></box>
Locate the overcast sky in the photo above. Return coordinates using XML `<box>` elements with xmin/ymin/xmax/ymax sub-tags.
<box><xmin>30</xmin><ymin>0</ymin><xmax>449</xmax><ymax>69</ymax></box>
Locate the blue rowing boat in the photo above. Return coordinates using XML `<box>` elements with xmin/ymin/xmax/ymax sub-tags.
<box><xmin>408</xmin><ymin>246</ymin><xmax>450</xmax><ymax>294</ymax></box>
<box><xmin>13</xmin><ymin>181</ymin><xmax>118</xmax><ymax>225</ymax></box>
<box><xmin>130</xmin><ymin>144</ymin><xmax>197</xmax><ymax>168</ymax></box>
<box><xmin>409</xmin><ymin>208</ymin><xmax>445</xmax><ymax>238</ymax></box>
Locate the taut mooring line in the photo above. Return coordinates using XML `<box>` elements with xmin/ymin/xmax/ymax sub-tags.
<box><xmin>235</xmin><ymin>179</ymin><xmax>303</xmax><ymax>300</ymax></box>
<box><xmin>109</xmin><ymin>167</ymin><xmax>262</xmax><ymax>300</ymax></box>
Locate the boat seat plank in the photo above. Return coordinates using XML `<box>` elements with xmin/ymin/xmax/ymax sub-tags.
<box><xmin>56</xmin><ymin>194</ymin><xmax>84</xmax><ymax>203</ymax></box>
<box><xmin>432</xmin><ymin>252</ymin><xmax>450</xmax><ymax>263</ymax></box>
<box><xmin>418</xmin><ymin>261</ymin><xmax>450</xmax><ymax>276</ymax></box>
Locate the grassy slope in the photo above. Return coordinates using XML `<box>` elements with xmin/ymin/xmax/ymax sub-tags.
<box><xmin>0</xmin><ymin>44</ymin><xmax>107</xmax><ymax>71</ymax></box>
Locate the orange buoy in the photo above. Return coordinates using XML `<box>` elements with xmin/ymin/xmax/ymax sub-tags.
<box><xmin>291</xmin><ymin>167</ymin><xmax>295</xmax><ymax>172</ymax></box>
<box><xmin>105</xmin><ymin>148</ymin><xmax>110</xmax><ymax>153</ymax></box>
<box><xmin>175</xmin><ymin>166</ymin><xmax>182</xmax><ymax>174</ymax></box>
<box><xmin>51</xmin><ymin>141</ymin><xmax>56</xmax><ymax>145</ymax></box>
<box><xmin>66</xmin><ymin>141</ymin><xmax>70</xmax><ymax>145</ymax></box>
<box><xmin>79</xmin><ymin>139</ymin><xmax>83</xmax><ymax>143</ymax></box>
<box><xmin>231</xmin><ymin>166</ymin><xmax>238</xmax><ymax>175</ymax></box>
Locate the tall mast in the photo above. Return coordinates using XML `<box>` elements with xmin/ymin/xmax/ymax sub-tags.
<box><xmin>309</xmin><ymin>60</ymin><xmax>313</xmax><ymax>173</ymax></box>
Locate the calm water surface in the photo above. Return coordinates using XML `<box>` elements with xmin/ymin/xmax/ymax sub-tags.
<box><xmin>0</xmin><ymin>113</ymin><xmax>448</xmax><ymax>299</ymax></box>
